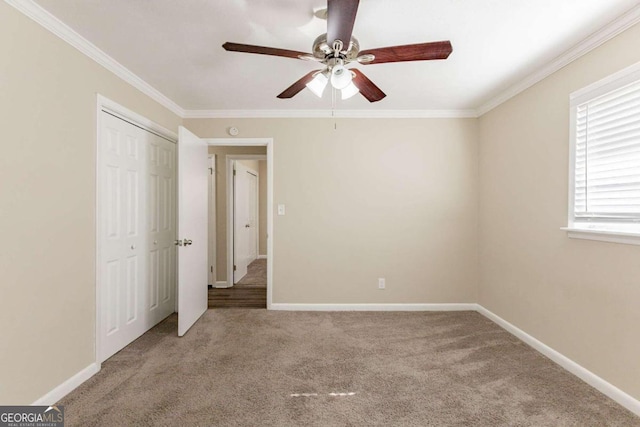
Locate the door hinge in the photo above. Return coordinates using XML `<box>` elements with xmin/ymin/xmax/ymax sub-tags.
<box><xmin>233</xmin><ymin>169</ymin><xmax>236</xmax><ymax>176</ymax></box>
<box><xmin>210</xmin><ymin>266</ymin><xmax>213</xmax><ymax>273</ymax></box>
<box><xmin>209</xmin><ymin>167</ymin><xmax>213</xmax><ymax>175</ymax></box>
<box><xmin>233</xmin><ymin>265</ymin><xmax>237</xmax><ymax>271</ymax></box>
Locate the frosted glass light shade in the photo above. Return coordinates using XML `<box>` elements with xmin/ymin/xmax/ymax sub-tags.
<box><xmin>331</xmin><ymin>65</ymin><xmax>352</xmax><ymax>90</ymax></box>
<box><xmin>306</xmin><ymin>73</ymin><xmax>328</xmax><ymax>97</ymax></box>
<box><xmin>341</xmin><ymin>81</ymin><xmax>359</xmax><ymax>100</ymax></box>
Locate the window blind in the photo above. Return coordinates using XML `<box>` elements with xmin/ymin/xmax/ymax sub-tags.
<box><xmin>574</xmin><ymin>79</ymin><xmax>640</xmax><ymax>220</ymax></box>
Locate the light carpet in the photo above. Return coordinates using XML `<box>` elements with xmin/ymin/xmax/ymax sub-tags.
<box><xmin>60</xmin><ymin>310</ymin><xmax>640</xmax><ymax>426</ymax></box>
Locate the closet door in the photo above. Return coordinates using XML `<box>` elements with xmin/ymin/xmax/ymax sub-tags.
<box><xmin>99</xmin><ymin>112</ymin><xmax>177</xmax><ymax>362</ymax></box>
<box><xmin>147</xmin><ymin>134</ymin><xmax>176</xmax><ymax>325</ymax></box>
<box><xmin>100</xmin><ymin>112</ymin><xmax>149</xmax><ymax>361</ymax></box>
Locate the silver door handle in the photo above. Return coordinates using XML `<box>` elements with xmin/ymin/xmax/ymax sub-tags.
<box><xmin>175</xmin><ymin>239</ymin><xmax>183</xmax><ymax>246</ymax></box>
<box><xmin>245</xmin><ymin>224</ymin><xmax>250</xmax><ymax>228</ymax></box>
<box><xmin>184</xmin><ymin>239</ymin><xmax>193</xmax><ymax>246</ymax></box>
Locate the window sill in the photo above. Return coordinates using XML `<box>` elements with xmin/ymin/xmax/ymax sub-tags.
<box><xmin>561</xmin><ymin>227</ymin><xmax>640</xmax><ymax>246</ymax></box>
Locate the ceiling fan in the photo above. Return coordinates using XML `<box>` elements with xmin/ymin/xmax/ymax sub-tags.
<box><xmin>222</xmin><ymin>0</ymin><xmax>453</xmax><ymax>103</ymax></box>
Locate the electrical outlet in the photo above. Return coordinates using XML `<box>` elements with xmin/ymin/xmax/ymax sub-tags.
<box><xmin>378</xmin><ymin>278</ymin><xmax>385</xmax><ymax>289</ymax></box>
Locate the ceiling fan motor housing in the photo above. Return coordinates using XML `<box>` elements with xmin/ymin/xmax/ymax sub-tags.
<box><xmin>312</xmin><ymin>33</ymin><xmax>360</xmax><ymax>62</ymax></box>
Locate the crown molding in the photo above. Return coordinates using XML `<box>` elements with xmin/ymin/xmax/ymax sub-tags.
<box><xmin>9</xmin><ymin>0</ymin><xmax>640</xmax><ymax>120</ymax></box>
<box><xmin>5</xmin><ymin>0</ymin><xmax>186</xmax><ymax>118</ymax></box>
<box><xmin>8</xmin><ymin>0</ymin><xmax>473</xmax><ymax>121</ymax></box>
<box><xmin>182</xmin><ymin>109</ymin><xmax>478</xmax><ymax>119</ymax></box>
<box><xmin>477</xmin><ymin>5</ymin><xmax>640</xmax><ymax>117</ymax></box>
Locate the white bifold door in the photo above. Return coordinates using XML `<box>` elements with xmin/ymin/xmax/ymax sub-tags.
<box><xmin>99</xmin><ymin>112</ymin><xmax>176</xmax><ymax>361</ymax></box>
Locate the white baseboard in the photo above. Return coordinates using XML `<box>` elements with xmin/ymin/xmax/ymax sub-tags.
<box><xmin>269</xmin><ymin>303</ymin><xmax>477</xmax><ymax>312</ymax></box>
<box><xmin>214</xmin><ymin>281</ymin><xmax>230</xmax><ymax>288</ymax></box>
<box><xmin>476</xmin><ymin>305</ymin><xmax>640</xmax><ymax>417</ymax></box>
<box><xmin>32</xmin><ymin>362</ymin><xmax>100</xmax><ymax>405</ymax></box>
<box><xmin>257</xmin><ymin>254</ymin><xmax>267</xmax><ymax>259</ymax></box>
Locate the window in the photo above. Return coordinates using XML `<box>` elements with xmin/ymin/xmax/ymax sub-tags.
<box><xmin>566</xmin><ymin>62</ymin><xmax>640</xmax><ymax>244</ymax></box>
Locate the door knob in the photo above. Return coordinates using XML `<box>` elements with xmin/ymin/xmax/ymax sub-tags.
<box><xmin>184</xmin><ymin>239</ymin><xmax>193</xmax><ymax>246</ymax></box>
<box><xmin>245</xmin><ymin>224</ymin><xmax>250</xmax><ymax>228</ymax></box>
<box><xmin>175</xmin><ymin>240</ymin><xmax>183</xmax><ymax>246</ymax></box>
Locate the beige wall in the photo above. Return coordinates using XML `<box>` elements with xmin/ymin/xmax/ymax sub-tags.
<box><xmin>208</xmin><ymin>147</ymin><xmax>267</xmax><ymax>281</ymax></box>
<box><xmin>0</xmin><ymin>3</ymin><xmax>182</xmax><ymax>404</ymax></box>
<box><xmin>187</xmin><ymin>118</ymin><xmax>480</xmax><ymax>304</ymax></box>
<box><xmin>237</xmin><ymin>159</ymin><xmax>260</xmax><ymax>173</ymax></box>
<box><xmin>478</xmin><ymin>23</ymin><xmax>640</xmax><ymax>400</ymax></box>
<box><xmin>258</xmin><ymin>160</ymin><xmax>268</xmax><ymax>256</ymax></box>
<box><xmin>9</xmin><ymin>0</ymin><xmax>639</xmax><ymax>406</ymax></box>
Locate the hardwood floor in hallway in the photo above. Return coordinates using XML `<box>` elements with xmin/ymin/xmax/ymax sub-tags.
<box><xmin>208</xmin><ymin>258</ymin><xmax>266</xmax><ymax>308</ymax></box>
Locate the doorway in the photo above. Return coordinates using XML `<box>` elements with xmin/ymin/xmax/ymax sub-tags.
<box><xmin>205</xmin><ymin>140</ymin><xmax>273</xmax><ymax>309</ymax></box>
<box><xmin>233</xmin><ymin>159</ymin><xmax>261</xmax><ymax>284</ymax></box>
<box><xmin>208</xmin><ymin>154</ymin><xmax>216</xmax><ymax>286</ymax></box>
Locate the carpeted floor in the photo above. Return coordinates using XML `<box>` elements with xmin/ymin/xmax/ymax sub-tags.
<box><xmin>59</xmin><ymin>310</ymin><xmax>640</xmax><ymax>426</ymax></box>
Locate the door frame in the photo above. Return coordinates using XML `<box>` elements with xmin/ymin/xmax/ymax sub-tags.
<box><xmin>206</xmin><ymin>139</ymin><xmax>273</xmax><ymax>309</ymax></box>
<box><xmin>95</xmin><ymin>95</ymin><xmax>178</xmax><ymax>364</ymax></box>
<box><xmin>208</xmin><ymin>155</ymin><xmax>216</xmax><ymax>286</ymax></box>
<box><xmin>229</xmin><ymin>158</ymin><xmax>261</xmax><ymax>285</ymax></box>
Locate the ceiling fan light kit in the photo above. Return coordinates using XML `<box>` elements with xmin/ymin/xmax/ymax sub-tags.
<box><xmin>223</xmin><ymin>0</ymin><xmax>453</xmax><ymax>103</ymax></box>
<box><xmin>330</xmin><ymin>63</ymin><xmax>352</xmax><ymax>90</ymax></box>
<box><xmin>306</xmin><ymin>72</ymin><xmax>329</xmax><ymax>97</ymax></box>
<box><xmin>341</xmin><ymin>81</ymin><xmax>360</xmax><ymax>100</ymax></box>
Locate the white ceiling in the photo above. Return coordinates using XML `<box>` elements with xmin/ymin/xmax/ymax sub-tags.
<box><xmin>32</xmin><ymin>0</ymin><xmax>640</xmax><ymax>112</ymax></box>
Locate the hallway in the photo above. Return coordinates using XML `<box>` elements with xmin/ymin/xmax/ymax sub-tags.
<box><xmin>208</xmin><ymin>258</ymin><xmax>266</xmax><ymax>308</ymax></box>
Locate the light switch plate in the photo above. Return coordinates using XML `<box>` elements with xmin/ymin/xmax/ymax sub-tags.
<box><xmin>278</xmin><ymin>204</ymin><xmax>286</xmax><ymax>215</ymax></box>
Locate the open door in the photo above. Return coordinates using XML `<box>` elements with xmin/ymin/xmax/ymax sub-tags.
<box><xmin>247</xmin><ymin>171</ymin><xmax>258</xmax><ymax>262</ymax></box>
<box><xmin>177</xmin><ymin>126</ymin><xmax>208</xmax><ymax>336</ymax></box>
<box><xmin>233</xmin><ymin>161</ymin><xmax>250</xmax><ymax>283</ymax></box>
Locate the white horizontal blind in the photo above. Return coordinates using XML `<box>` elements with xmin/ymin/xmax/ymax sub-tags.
<box><xmin>574</xmin><ymin>79</ymin><xmax>640</xmax><ymax>220</ymax></box>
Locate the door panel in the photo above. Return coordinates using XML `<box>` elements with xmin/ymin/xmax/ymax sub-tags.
<box><xmin>100</xmin><ymin>113</ymin><xmax>148</xmax><ymax>360</ymax></box>
<box><xmin>125</xmin><ymin>256</ymin><xmax>138</xmax><ymax>324</ymax></box>
<box><xmin>177</xmin><ymin>126</ymin><xmax>209</xmax><ymax>337</ymax></box>
<box><xmin>248</xmin><ymin>172</ymin><xmax>258</xmax><ymax>262</ymax></box>
<box><xmin>233</xmin><ymin>162</ymin><xmax>250</xmax><ymax>283</ymax></box>
<box><xmin>105</xmin><ymin>260</ymin><xmax>120</xmax><ymax>335</ymax></box>
<box><xmin>208</xmin><ymin>156</ymin><xmax>216</xmax><ymax>286</ymax></box>
<box><xmin>149</xmin><ymin>249</ymin><xmax>159</xmax><ymax>310</ymax></box>
<box><xmin>148</xmin><ymin>135</ymin><xmax>176</xmax><ymax>326</ymax></box>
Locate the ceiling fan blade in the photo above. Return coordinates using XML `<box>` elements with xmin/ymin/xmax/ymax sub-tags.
<box><xmin>277</xmin><ymin>70</ymin><xmax>322</xmax><ymax>99</ymax></box>
<box><xmin>327</xmin><ymin>0</ymin><xmax>359</xmax><ymax>48</ymax></box>
<box><xmin>359</xmin><ymin>41</ymin><xmax>453</xmax><ymax>65</ymax></box>
<box><xmin>223</xmin><ymin>42</ymin><xmax>310</xmax><ymax>60</ymax></box>
<box><xmin>351</xmin><ymin>69</ymin><xmax>386</xmax><ymax>103</ymax></box>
